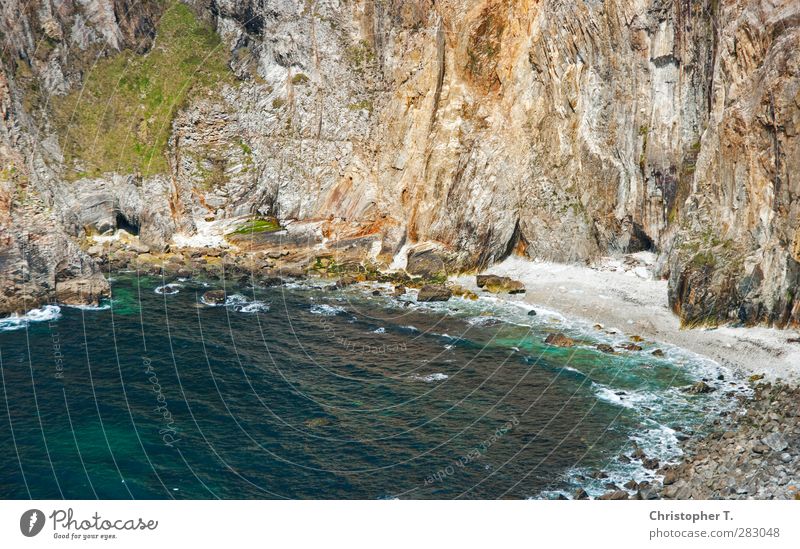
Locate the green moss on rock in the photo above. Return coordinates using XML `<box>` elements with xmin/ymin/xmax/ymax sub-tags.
<box><xmin>227</xmin><ymin>218</ymin><xmax>282</xmax><ymax>236</ymax></box>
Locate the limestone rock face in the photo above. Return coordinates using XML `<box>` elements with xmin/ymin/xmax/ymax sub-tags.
<box><xmin>0</xmin><ymin>0</ymin><xmax>797</xmax><ymax>327</ymax></box>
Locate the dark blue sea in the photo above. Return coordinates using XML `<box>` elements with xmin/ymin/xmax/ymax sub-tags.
<box><xmin>0</xmin><ymin>274</ymin><xmax>745</xmax><ymax>499</ymax></box>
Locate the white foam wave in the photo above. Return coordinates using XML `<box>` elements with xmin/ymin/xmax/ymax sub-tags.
<box><xmin>410</xmin><ymin>373</ymin><xmax>449</xmax><ymax>382</ymax></box>
<box><xmin>225</xmin><ymin>294</ymin><xmax>249</xmax><ymax>306</ymax></box>
<box><xmin>310</xmin><ymin>304</ymin><xmax>345</xmax><ymax>316</ymax></box>
<box><xmin>238</xmin><ymin>301</ymin><xmax>270</xmax><ymax>313</ymax></box>
<box><xmin>65</xmin><ymin>302</ymin><xmax>112</xmax><ymax>311</ymax></box>
<box><xmin>0</xmin><ymin>305</ymin><xmax>61</xmax><ymax>332</ymax></box>
<box><xmin>155</xmin><ymin>283</ymin><xmax>182</xmax><ymax>295</ymax></box>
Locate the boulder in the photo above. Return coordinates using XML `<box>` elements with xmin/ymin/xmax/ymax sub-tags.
<box><xmin>126</xmin><ymin>239</ymin><xmax>151</xmax><ymax>254</ymax></box>
<box><xmin>638</xmin><ymin>489</ymin><xmax>660</xmax><ymax>500</ymax></box>
<box><xmin>54</xmin><ymin>276</ymin><xmax>110</xmax><ymax>307</ymax></box>
<box><xmin>762</xmin><ymin>433</ymin><xmax>789</xmax><ymax>452</ymax></box>
<box><xmin>450</xmin><ymin>284</ymin><xmax>478</xmax><ymax>300</ymax></box>
<box><xmin>545</xmin><ymin>333</ymin><xmax>576</xmax><ymax>347</ymax></box>
<box><xmin>643</xmin><ymin>457</ymin><xmax>660</xmax><ymax>470</ymax></box>
<box><xmin>406</xmin><ymin>248</ymin><xmax>448</xmax><ymax>279</ymax></box>
<box><xmin>596</xmin><ymin>343</ymin><xmax>616</xmax><ymax>354</ymax></box>
<box><xmin>662</xmin><ymin>469</ymin><xmax>679</xmax><ymax>486</ymax></box>
<box><xmin>597</xmin><ymin>490</ymin><xmax>629</xmax><ymax>500</ymax></box>
<box><xmin>476</xmin><ymin>274</ymin><xmax>525</xmax><ymax>294</ymax></box>
<box><xmin>261</xmin><ymin>276</ymin><xmax>285</xmax><ymax>287</ymax></box>
<box><xmin>573</xmin><ymin>488</ymin><xmax>589</xmax><ymax>500</ymax></box>
<box><xmin>417</xmin><ymin>285</ymin><xmax>452</xmax><ymax>302</ymax></box>
<box><xmin>619</xmin><ymin>343</ymin><xmax>643</xmax><ymax>351</ymax></box>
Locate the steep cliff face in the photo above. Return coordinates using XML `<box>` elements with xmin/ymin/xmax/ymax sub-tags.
<box><xmin>0</xmin><ymin>0</ymin><xmax>797</xmax><ymax>326</ymax></box>
<box><xmin>667</xmin><ymin>1</ymin><xmax>800</xmax><ymax>327</ymax></box>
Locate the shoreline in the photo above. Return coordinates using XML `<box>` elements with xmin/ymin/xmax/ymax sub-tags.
<box><xmin>460</xmin><ymin>255</ymin><xmax>800</xmax><ymax>386</ymax></box>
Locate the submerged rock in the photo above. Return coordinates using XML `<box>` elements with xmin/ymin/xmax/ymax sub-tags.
<box><xmin>545</xmin><ymin>333</ymin><xmax>576</xmax><ymax>347</ymax></box>
<box><xmin>202</xmin><ymin>290</ymin><xmax>227</xmax><ymax>305</ymax></box>
<box><xmin>682</xmin><ymin>381</ymin><xmax>715</xmax><ymax>394</ymax></box>
<box><xmin>596</xmin><ymin>343</ymin><xmax>616</xmax><ymax>354</ymax></box>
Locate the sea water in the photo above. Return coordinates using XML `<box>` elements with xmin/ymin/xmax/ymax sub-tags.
<box><xmin>0</xmin><ymin>275</ymin><xmax>748</xmax><ymax>499</ymax></box>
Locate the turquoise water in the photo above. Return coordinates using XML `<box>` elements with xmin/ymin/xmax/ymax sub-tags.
<box><xmin>0</xmin><ymin>275</ymin><xmax>745</xmax><ymax>499</ymax></box>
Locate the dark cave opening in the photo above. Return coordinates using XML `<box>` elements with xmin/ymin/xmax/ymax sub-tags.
<box><xmin>116</xmin><ymin>212</ymin><xmax>140</xmax><ymax>236</ymax></box>
<box><xmin>627</xmin><ymin>222</ymin><xmax>655</xmax><ymax>253</ymax></box>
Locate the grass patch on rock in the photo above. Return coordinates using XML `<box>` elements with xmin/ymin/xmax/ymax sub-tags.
<box><xmin>53</xmin><ymin>2</ymin><xmax>234</xmax><ymax>180</ymax></box>
<box><xmin>226</xmin><ymin>218</ymin><xmax>282</xmax><ymax>236</ymax></box>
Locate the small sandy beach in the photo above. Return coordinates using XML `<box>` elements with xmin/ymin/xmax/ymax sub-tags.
<box><xmin>461</xmin><ymin>254</ymin><xmax>800</xmax><ymax>385</ymax></box>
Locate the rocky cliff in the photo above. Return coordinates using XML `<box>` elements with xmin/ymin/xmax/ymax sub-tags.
<box><xmin>0</xmin><ymin>0</ymin><xmax>797</xmax><ymax>327</ymax></box>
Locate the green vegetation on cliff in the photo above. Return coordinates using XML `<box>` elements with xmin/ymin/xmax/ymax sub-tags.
<box><xmin>53</xmin><ymin>2</ymin><xmax>233</xmax><ymax>180</ymax></box>
<box><xmin>227</xmin><ymin>218</ymin><xmax>283</xmax><ymax>236</ymax></box>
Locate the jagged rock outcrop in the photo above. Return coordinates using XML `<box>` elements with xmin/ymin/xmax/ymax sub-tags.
<box><xmin>0</xmin><ymin>0</ymin><xmax>797</xmax><ymax>326</ymax></box>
